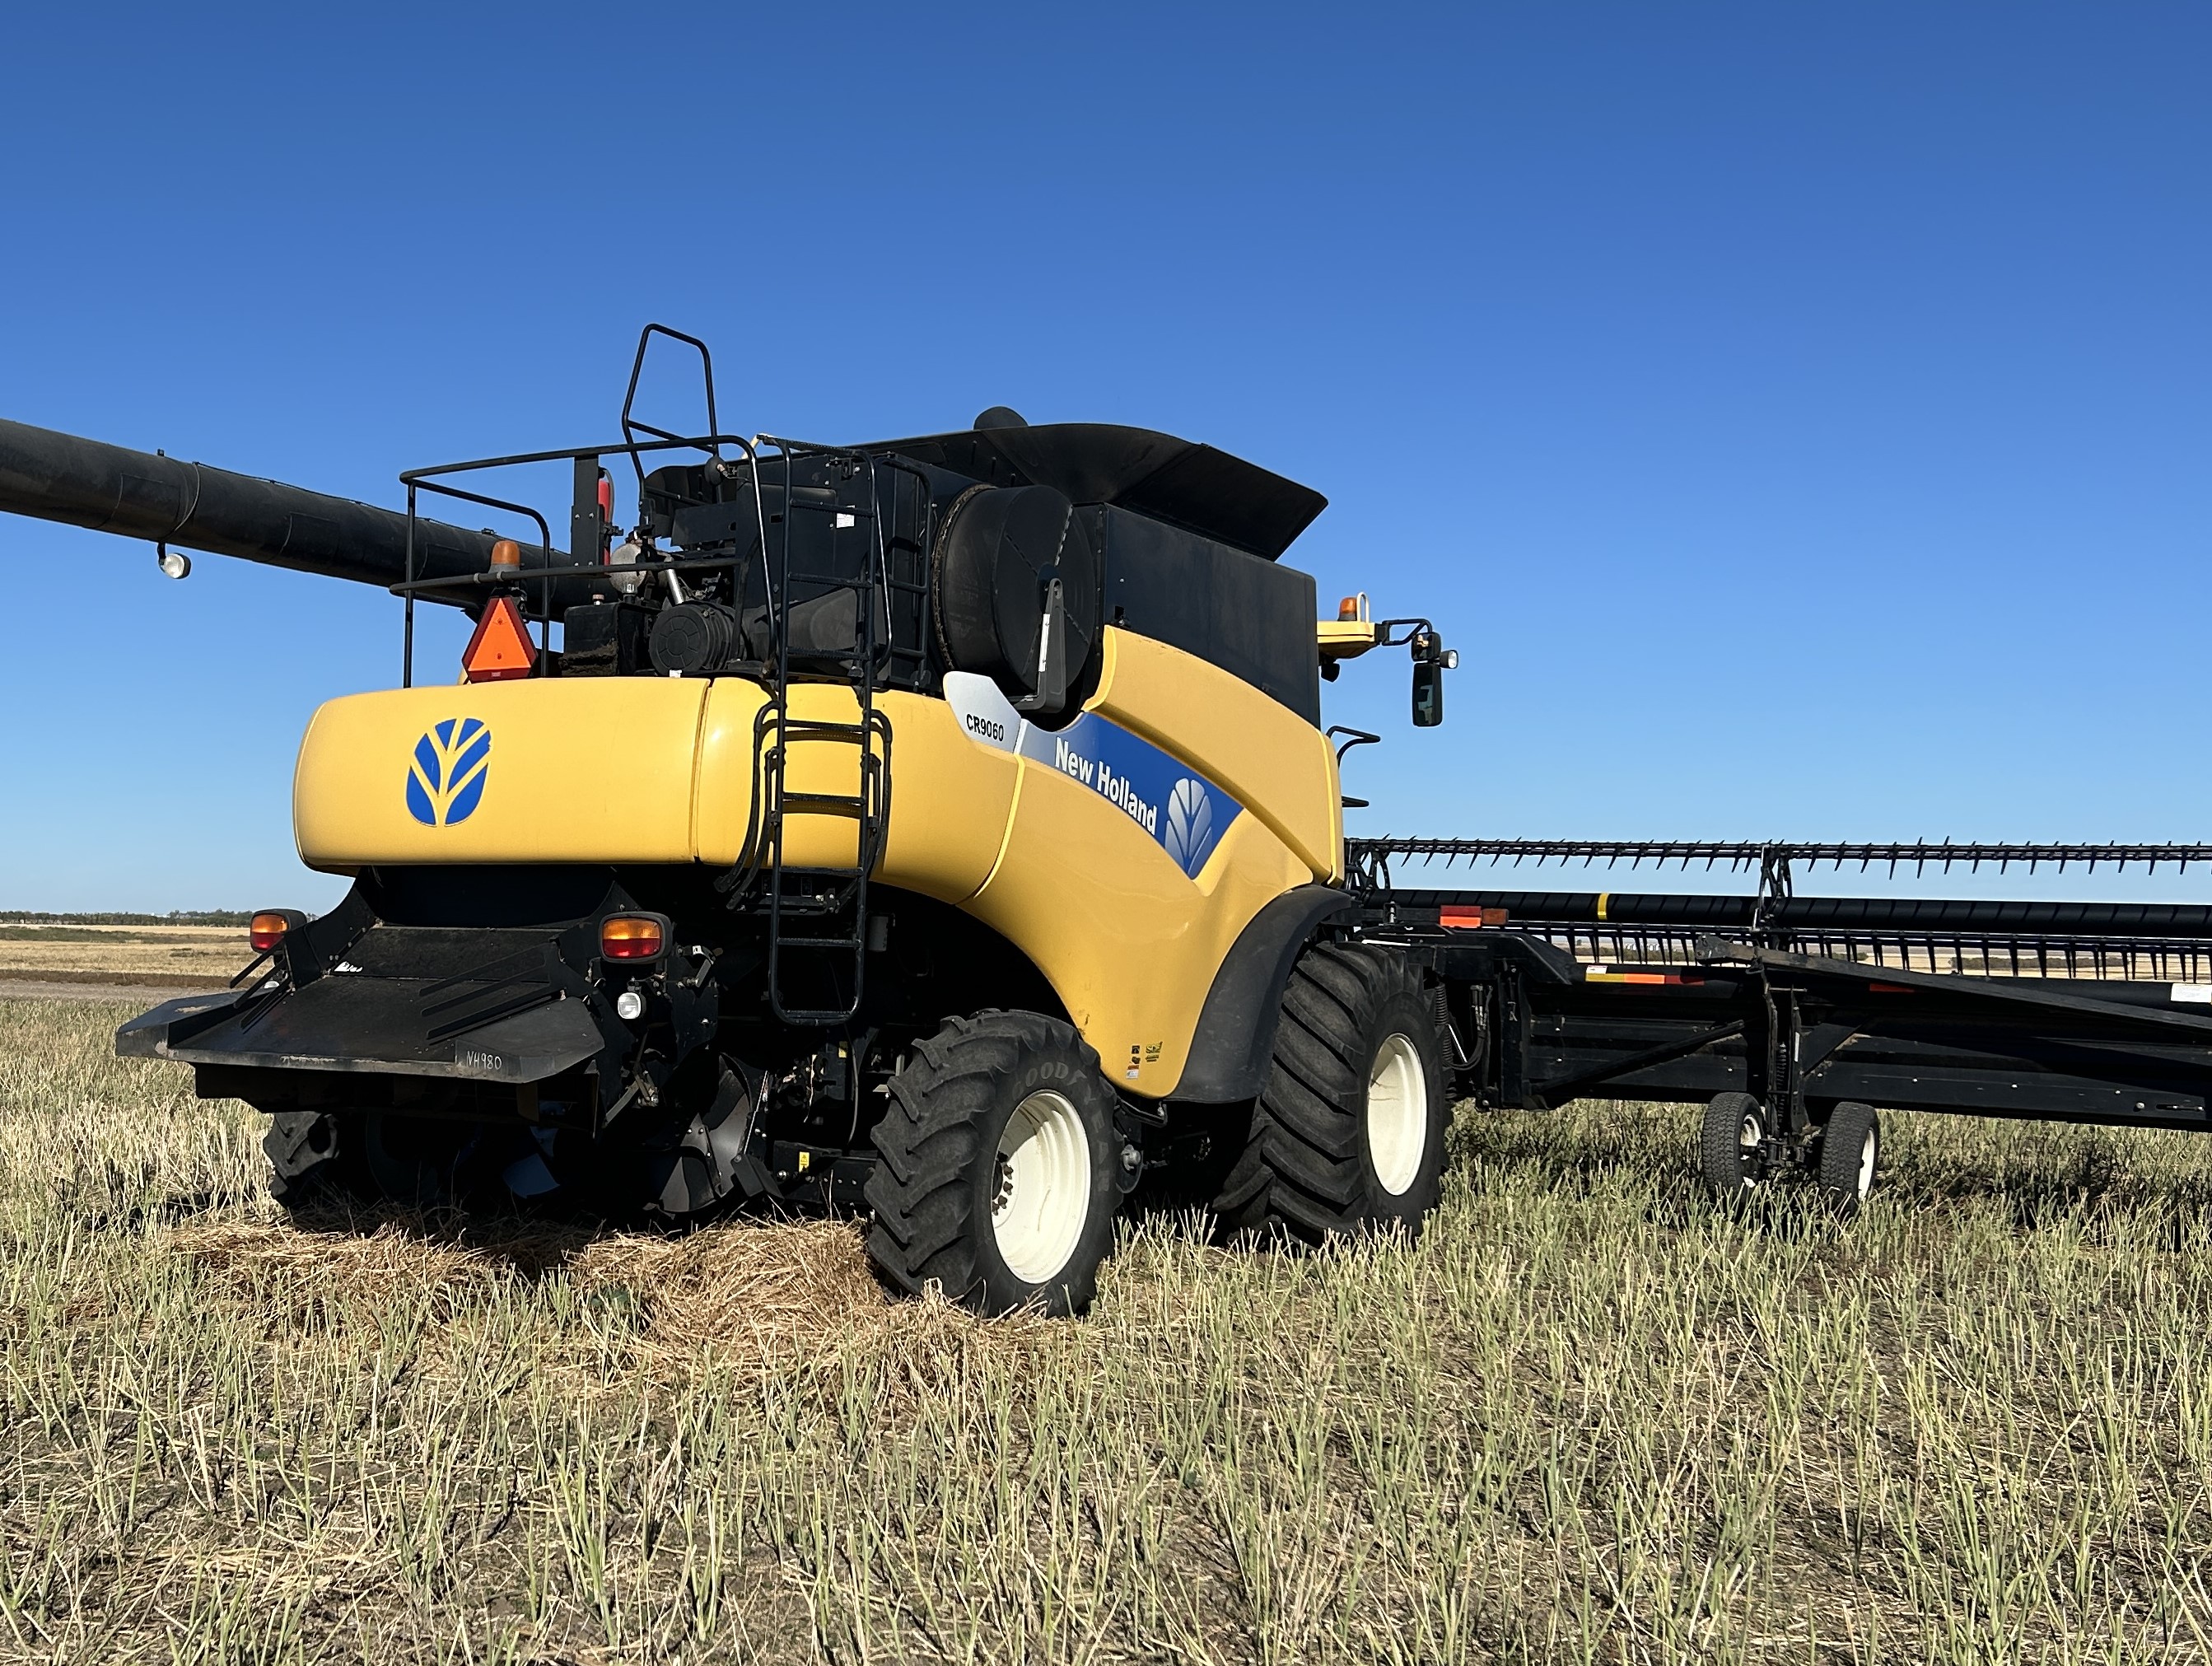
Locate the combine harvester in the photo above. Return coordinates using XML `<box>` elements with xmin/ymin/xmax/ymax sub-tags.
<box><xmin>5</xmin><ymin>325</ymin><xmax>2209</xmax><ymax>1314</ymax></box>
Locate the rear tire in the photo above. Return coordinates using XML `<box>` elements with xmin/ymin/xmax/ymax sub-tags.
<box><xmin>266</xmin><ymin>1110</ymin><xmax>522</xmax><ymax>1214</ymax></box>
<box><xmin>865</xmin><ymin>1010</ymin><xmax>1123</xmax><ymax>1317</ymax></box>
<box><xmin>357</xmin><ymin>1113</ymin><xmax>515</xmax><ymax>1209</ymax></box>
<box><xmin>1211</xmin><ymin>941</ymin><xmax>1447</xmax><ymax>1244</ymax></box>
<box><xmin>1699</xmin><ymin>1092</ymin><xmax>1770</xmax><ymax>1198</ymax></box>
<box><xmin>1816</xmin><ymin>1099</ymin><xmax>1881</xmax><ymax>1209</ymax></box>
<box><xmin>264</xmin><ymin>1109</ymin><xmax>363</xmax><ymax>1216</ymax></box>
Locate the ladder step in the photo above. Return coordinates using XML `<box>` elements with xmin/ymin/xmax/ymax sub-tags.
<box><xmin>746</xmin><ymin>457</ymin><xmax>898</xmax><ymax>1028</ymax></box>
<box><xmin>764</xmin><ymin>718</ymin><xmax>881</xmax><ymax>737</ymax></box>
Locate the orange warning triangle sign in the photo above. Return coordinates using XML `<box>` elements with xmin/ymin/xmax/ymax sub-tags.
<box><xmin>463</xmin><ymin>595</ymin><xmax>538</xmax><ymax>683</ymax></box>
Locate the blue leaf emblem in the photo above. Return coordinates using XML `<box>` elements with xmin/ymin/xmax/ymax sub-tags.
<box><xmin>405</xmin><ymin>717</ymin><xmax>492</xmax><ymax>826</ymax></box>
<box><xmin>1164</xmin><ymin>777</ymin><xmax>1216</xmax><ymax>875</ymax></box>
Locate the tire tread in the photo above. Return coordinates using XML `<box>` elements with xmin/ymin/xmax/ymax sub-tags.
<box><xmin>1211</xmin><ymin>942</ymin><xmax>1442</xmax><ymax>1244</ymax></box>
<box><xmin>865</xmin><ymin>1008</ymin><xmax>1118</xmax><ymax>1315</ymax></box>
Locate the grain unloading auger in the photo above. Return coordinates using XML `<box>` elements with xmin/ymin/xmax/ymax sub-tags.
<box><xmin>9</xmin><ymin>324</ymin><xmax>2212</xmax><ymax>1315</ymax></box>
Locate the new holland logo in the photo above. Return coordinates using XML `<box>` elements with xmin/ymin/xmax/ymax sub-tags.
<box><xmin>405</xmin><ymin>717</ymin><xmax>492</xmax><ymax>827</ymax></box>
<box><xmin>1163</xmin><ymin>778</ymin><xmax>1215</xmax><ymax>875</ymax></box>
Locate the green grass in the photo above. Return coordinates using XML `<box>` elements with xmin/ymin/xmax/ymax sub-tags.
<box><xmin>3</xmin><ymin>996</ymin><xmax>2212</xmax><ymax>1663</ymax></box>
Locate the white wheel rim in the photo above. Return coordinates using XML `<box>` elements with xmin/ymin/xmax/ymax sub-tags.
<box><xmin>991</xmin><ymin>1090</ymin><xmax>1091</xmax><ymax>1285</ymax></box>
<box><xmin>1733</xmin><ymin>1108</ymin><xmax>1764</xmax><ymax>1187</ymax></box>
<box><xmin>1366</xmin><ymin>1032</ymin><xmax>1429</xmax><ymax>1196</ymax></box>
<box><xmin>1855</xmin><ymin>1126</ymin><xmax>1878</xmax><ymax>1199</ymax></box>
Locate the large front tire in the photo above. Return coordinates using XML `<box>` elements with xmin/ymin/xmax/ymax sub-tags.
<box><xmin>865</xmin><ymin>1010</ymin><xmax>1124</xmax><ymax>1317</ymax></box>
<box><xmin>1211</xmin><ymin>941</ymin><xmax>1448</xmax><ymax>1244</ymax></box>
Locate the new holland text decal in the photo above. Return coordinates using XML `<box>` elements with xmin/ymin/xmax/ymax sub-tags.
<box><xmin>944</xmin><ymin>673</ymin><xmax>1241</xmax><ymax>879</ymax></box>
<box><xmin>406</xmin><ymin>717</ymin><xmax>492</xmax><ymax>827</ymax></box>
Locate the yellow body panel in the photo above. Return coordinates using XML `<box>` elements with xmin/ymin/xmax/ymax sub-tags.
<box><xmin>1088</xmin><ymin>628</ymin><xmax>1342</xmax><ymax>883</ymax></box>
<box><xmin>963</xmin><ymin>759</ymin><xmax>1311</xmax><ymax>1093</ymax></box>
<box><xmin>291</xmin><ymin>628</ymin><xmax>1341</xmax><ymax>1096</ymax></box>
<box><xmin>294</xmin><ymin>677</ymin><xmax>709</xmax><ymax>867</ymax></box>
<box><xmin>693</xmin><ymin>680</ymin><xmax>1020</xmax><ymax>903</ymax></box>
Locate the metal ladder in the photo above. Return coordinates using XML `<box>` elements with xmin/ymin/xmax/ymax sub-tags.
<box><xmin>723</xmin><ymin>441</ymin><xmax>898</xmax><ymax>1025</ymax></box>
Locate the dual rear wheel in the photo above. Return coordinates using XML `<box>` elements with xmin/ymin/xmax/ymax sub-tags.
<box><xmin>1698</xmin><ymin>1092</ymin><xmax>1882</xmax><ymax>1209</ymax></box>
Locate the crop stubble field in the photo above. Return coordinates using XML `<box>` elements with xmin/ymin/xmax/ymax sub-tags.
<box><xmin>0</xmin><ymin>926</ymin><xmax>243</xmax><ymax>986</ymax></box>
<box><xmin>3</xmin><ymin>992</ymin><xmax>2212</xmax><ymax>1664</ymax></box>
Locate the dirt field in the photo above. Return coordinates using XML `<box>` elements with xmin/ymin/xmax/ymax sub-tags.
<box><xmin>4</xmin><ymin>997</ymin><xmax>2212</xmax><ymax>1663</ymax></box>
<box><xmin>0</xmin><ymin>924</ymin><xmax>246</xmax><ymax>986</ymax></box>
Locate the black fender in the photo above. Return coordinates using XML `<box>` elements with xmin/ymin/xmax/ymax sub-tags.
<box><xmin>1172</xmin><ymin>884</ymin><xmax>1359</xmax><ymax>1104</ymax></box>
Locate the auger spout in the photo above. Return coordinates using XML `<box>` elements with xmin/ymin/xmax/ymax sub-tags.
<box><xmin>0</xmin><ymin>416</ymin><xmax>561</xmax><ymax>600</ymax></box>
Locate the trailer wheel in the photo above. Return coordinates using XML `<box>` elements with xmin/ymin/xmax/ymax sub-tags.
<box><xmin>264</xmin><ymin>1110</ymin><xmax>365</xmax><ymax>1215</ymax></box>
<box><xmin>864</xmin><ymin>1010</ymin><xmax>1122</xmax><ymax>1317</ymax></box>
<box><xmin>1816</xmin><ymin>1100</ymin><xmax>1882</xmax><ymax>1207</ymax></box>
<box><xmin>1698</xmin><ymin>1092</ymin><xmax>1773</xmax><ymax>1197</ymax></box>
<box><xmin>1211</xmin><ymin>942</ymin><xmax>1447</xmax><ymax>1244</ymax></box>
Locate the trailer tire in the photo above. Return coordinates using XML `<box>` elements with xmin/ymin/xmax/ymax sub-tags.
<box><xmin>1211</xmin><ymin>942</ymin><xmax>1446</xmax><ymax>1244</ymax></box>
<box><xmin>1699</xmin><ymin>1092</ymin><xmax>1769</xmax><ymax>1198</ymax></box>
<box><xmin>865</xmin><ymin>1010</ymin><xmax>1122</xmax><ymax>1318</ymax></box>
<box><xmin>263</xmin><ymin>1110</ymin><xmax>365</xmax><ymax>1215</ymax></box>
<box><xmin>1816</xmin><ymin>1100</ymin><xmax>1881</xmax><ymax>1209</ymax></box>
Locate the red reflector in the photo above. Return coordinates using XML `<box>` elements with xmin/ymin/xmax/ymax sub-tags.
<box><xmin>249</xmin><ymin>912</ymin><xmax>292</xmax><ymax>954</ymax></box>
<box><xmin>600</xmin><ymin>916</ymin><xmax>665</xmax><ymax>960</ymax></box>
<box><xmin>463</xmin><ymin>595</ymin><xmax>538</xmax><ymax>682</ymax></box>
<box><xmin>1439</xmin><ymin>905</ymin><xmax>1508</xmax><ymax>930</ymax></box>
<box><xmin>1869</xmin><ymin>982</ymin><xmax>1913</xmax><ymax>994</ymax></box>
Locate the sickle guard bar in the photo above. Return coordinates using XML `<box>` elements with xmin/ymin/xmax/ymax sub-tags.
<box><xmin>1348</xmin><ymin>838</ymin><xmax>2212</xmax><ymax>880</ymax></box>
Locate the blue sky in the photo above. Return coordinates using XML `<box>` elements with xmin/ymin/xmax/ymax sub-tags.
<box><xmin>2</xmin><ymin>4</ymin><xmax>2207</xmax><ymax>911</ymax></box>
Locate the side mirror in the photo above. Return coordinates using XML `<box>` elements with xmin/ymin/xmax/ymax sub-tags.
<box><xmin>1412</xmin><ymin>659</ymin><xmax>1444</xmax><ymax>726</ymax></box>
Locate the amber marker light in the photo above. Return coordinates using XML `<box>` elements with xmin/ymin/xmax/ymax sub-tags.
<box><xmin>489</xmin><ymin>538</ymin><xmax>523</xmax><ymax>570</ymax></box>
<box><xmin>250</xmin><ymin>912</ymin><xmax>295</xmax><ymax>954</ymax></box>
<box><xmin>600</xmin><ymin>914</ymin><xmax>668</xmax><ymax>961</ymax></box>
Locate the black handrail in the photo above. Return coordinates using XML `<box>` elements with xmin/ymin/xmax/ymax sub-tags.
<box><xmin>395</xmin><ymin>429</ymin><xmax>768</xmax><ymax>686</ymax></box>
